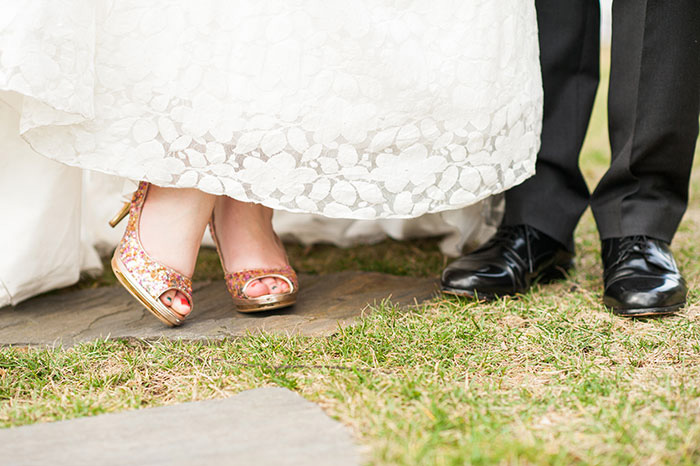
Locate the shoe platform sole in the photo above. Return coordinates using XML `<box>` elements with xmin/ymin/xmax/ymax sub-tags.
<box><xmin>111</xmin><ymin>255</ymin><xmax>184</xmax><ymax>327</ymax></box>
<box><xmin>606</xmin><ymin>302</ymin><xmax>684</xmax><ymax>318</ymax></box>
<box><xmin>232</xmin><ymin>292</ymin><xmax>298</xmax><ymax>313</ymax></box>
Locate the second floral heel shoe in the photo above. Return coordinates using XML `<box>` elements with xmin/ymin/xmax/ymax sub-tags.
<box><xmin>208</xmin><ymin>215</ymin><xmax>298</xmax><ymax>313</ymax></box>
<box><xmin>109</xmin><ymin>182</ymin><xmax>194</xmax><ymax>327</ymax></box>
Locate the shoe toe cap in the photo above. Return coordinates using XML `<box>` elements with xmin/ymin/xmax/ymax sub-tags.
<box><xmin>604</xmin><ymin>275</ymin><xmax>687</xmax><ymax>311</ymax></box>
<box><xmin>441</xmin><ymin>262</ymin><xmax>515</xmax><ymax>294</ymax></box>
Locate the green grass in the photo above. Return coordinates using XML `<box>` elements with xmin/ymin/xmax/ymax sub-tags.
<box><xmin>3</xmin><ymin>51</ymin><xmax>700</xmax><ymax>465</ymax></box>
<box><xmin>2</xmin><ymin>289</ymin><xmax>699</xmax><ymax>464</ymax></box>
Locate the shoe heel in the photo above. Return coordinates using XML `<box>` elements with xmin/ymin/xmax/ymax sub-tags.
<box><xmin>109</xmin><ymin>202</ymin><xmax>130</xmax><ymax>228</ymax></box>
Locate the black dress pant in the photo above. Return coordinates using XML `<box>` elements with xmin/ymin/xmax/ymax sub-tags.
<box><xmin>504</xmin><ymin>0</ymin><xmax>700</xmax><ymax>252</ymax></box>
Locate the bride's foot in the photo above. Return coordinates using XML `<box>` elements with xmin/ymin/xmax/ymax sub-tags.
<box><xmin>139</xmin><ymin>185</ymin><xmax>216</xmax><ymax>316</ymax></box>
<box><xmin>212</xmin><ymin>197</ymin><xmax>291</xmax><ymax>298</ymax></box>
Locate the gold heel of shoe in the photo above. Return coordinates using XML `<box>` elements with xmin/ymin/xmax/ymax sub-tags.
<box><xmin>208</xmin><ymin>214</ymin><xmax>298</xmax><ymax>313</ymax></box>
<box><xmin>109</xmin><ymin>202</ymin><xmax>130</xmax><ymax>228</ymax></box>
<box><xmin>109</xmin><ymin>182</ymin><xmax>193</xmax><ymax>327</ymax></box>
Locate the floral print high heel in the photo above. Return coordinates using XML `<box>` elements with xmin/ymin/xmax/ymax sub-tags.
<box><xmin>208</xmin><ymin>213</ymin><xmax>298</xmax><ymax>313</ymax></box>
<box><xmin>109</xmin><ymin>182</ymin><xmax>193</xmax><ymax>326</ymax></box>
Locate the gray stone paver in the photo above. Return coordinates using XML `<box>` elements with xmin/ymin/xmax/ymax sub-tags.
<box><xmin>0</xmin><ymin>387</ymin><xmax>361</xmax><ymax>466</ymax></box>
<box><xmin>0</xmin><ymin>271</ymin><xmax>438</xmax><ymax>347</ymax></box>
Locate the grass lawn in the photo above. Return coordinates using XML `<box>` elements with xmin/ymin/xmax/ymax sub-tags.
<box><xmin>2</xmin><ymin>53</ymin><xmax>700</xmax><ymax>465</ymax></box>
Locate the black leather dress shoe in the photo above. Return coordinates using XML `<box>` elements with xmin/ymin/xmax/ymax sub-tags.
<box><xmin>602</xmin><ymin>236</ymin><xmax>687</xmax><ymax>317</ymax></box>
<box><xmin>441</xmin><ymin>225</ymin><xmax>574</xmax><ymax>299</ymax></box>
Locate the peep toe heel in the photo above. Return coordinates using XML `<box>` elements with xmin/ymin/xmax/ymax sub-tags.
<box><xmin>110</xmin><ymin>182</ymin><xmax>193</xmax><ymax>326</ymax></box>
<box><xmin>208</xmin><ymin>213</ymin><xmax>298</xmax><ymax>313</ymax></box>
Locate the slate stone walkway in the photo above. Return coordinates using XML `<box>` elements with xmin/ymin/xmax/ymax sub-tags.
<box><xmin>0</xmin><ymin>271</ymin><xmax>438</xmax><ymax>347</ymax></box>
<box><xmin>0</xmin><ymin>387</ymin><xmax>361</xmax><ymax>466</ymax></box>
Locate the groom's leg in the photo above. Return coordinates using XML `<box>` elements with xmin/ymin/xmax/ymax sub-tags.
<box><xmin>591</xmin><ymin>0</ymin><xmax>700</xmax><ymax>241</ymax></box>
<box><xmin>592</xmin><ymin>1</ymin><xmax>700</xmax><ymax>316</ymax></box>
<box><xmin>503</xmin><ymin>0</ymin><xmax>600</xmax><ymax>252</ymax></box>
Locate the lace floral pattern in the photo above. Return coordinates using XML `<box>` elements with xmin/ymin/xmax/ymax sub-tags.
<box><xmin>0</xmin><ymin>0</ymin><xmax>542</xmax><ymax>219</ymax></box>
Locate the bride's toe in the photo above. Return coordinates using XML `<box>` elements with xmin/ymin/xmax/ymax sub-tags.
<box><xmin>244</xmin><ymin>279</ymin><xmax>270</xmax><ymax>298</ymax></box>
<box><xmin>160</xmin><ymin>289</ymin><xmax>176</xmax><ymax>308</ymax></box>
<box><xmin>260</xmin><ymin>276</ymin><xmax>289</xmax><ymax>294</ymax></box>
<box><xmin>160</xmin><ymin>289</ymin><xmax>192</xmax><ymax>316</ymax></box>
<box><xmin>260</xmin><ymin>277</ymin><xmax>277</xmax><ymax>293</ymax></box>
<box><xmin>171</xmin><ymin>291</ymin><xmax>192</xmax><ymax>316</ymax></box>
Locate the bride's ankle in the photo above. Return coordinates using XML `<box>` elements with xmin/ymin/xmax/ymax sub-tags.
<box><xmin>139</xmin><ymin>186</ymin><xmax>215</xmax><ymax>276</ymax></box>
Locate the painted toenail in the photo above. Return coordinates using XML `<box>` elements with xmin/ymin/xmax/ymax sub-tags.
<box><xmin>180</xmin><ymin>298</ymin><xmax>189</xmax><ymax>306</ymax></box>
<box><xmin>166</xmin><ymin>296</ymin><xmax>172</xmax><ymax>303</ymax></box>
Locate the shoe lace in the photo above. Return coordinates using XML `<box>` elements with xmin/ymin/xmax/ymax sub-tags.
<box><xmin>611</xmin><ymin>235</ymin><xmax>650</xmax><ymax>267</ymax></box>
<box><xmin>492</xmin><ymin>225</ymin><xmax>534</xmax><ymax>272</ymax></box>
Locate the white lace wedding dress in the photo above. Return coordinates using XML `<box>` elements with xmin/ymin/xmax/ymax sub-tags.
<box><xmin>0</xmin><ymin>0</ymin><xmax>542</xmax><ymax>305</ymax></box>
